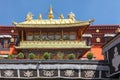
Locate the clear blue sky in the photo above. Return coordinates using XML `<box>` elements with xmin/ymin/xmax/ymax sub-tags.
<box><xmin>0</xmin><ymin>0</ymin><xmax>120</xmax><ymax>25</ymax></box>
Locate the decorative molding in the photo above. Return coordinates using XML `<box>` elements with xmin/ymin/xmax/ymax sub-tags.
<box><xmin>0</xmin><ymin>69</ymin><xmax>109</xmax><ymax>79</ymax></box>
<box><xmin>0</xmin><ymin>64</ymin><xmax>109</xmax><ymax>70</ymax></box>
<box><xmin>16</xmin><ymin>41</ymin><xmax>90</xmax><ymax>49</ymax></box>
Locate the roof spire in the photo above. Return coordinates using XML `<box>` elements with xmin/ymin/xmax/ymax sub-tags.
<box><xmin>48</xmin><ymin>5</ymin><xmax>54</xmax><ymax>19</ymax></box>
<box><xmin>38</xmin><ymin>14</ymin><xmax>42</xmax><ymax>20</ymax></box>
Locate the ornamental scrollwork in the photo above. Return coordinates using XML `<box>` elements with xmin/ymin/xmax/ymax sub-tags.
<box><xmin>4</xmin><ymin>70</ymin><xmax>14</xmax><ymax>77</ymax></box>
<box><xmin>43</xmin><ymin>70</ymin><xmax>54</xmax><ymax>77</ymax></box>
<box><xmin>64</xmin><ymin>70</ymin><xmax>74</xmax><ymax>77</ymax></box>
<box><xmin>23</xmin><ymin>70</ymin><xmax>33</xmax><ymax>77</ymax></box>
<box><xmin>84</xmin><ymin>71</ymin><xmax>95</xmax><ymax>78</ymax></box>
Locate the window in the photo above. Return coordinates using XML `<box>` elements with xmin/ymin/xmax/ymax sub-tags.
<box><xmin>63</xmin><ymin>32</ymin><xmax>69</xmax><ymax>40</ymax></box>
<box><xmin>55</xmin><ymin>32</ymin><xmax>61</xmax><ymax>40</ymax></box>
<box><xmin>86</xmin><ymin>37</ymin><xmax>91</xmax><ymax>46</ymax></box>
<box><xmin>0</xmin><ymin>39</ymin><xmax>10</xmax><ymax>49</ymax></box>
<box><xmin>34</xmin><ymin>32</ymin><xmax>40</xmax><ymax>41</ymax></box>
<box><xmin>4</xmin><ymin>39</ymin><xmax>9</xmax><ymax>48</ymax></box>
<box><xmin>26</xmin><ymin>32</ymin><xmax>33</xmax><ymax>41</ymax></box>
<box><xmin>69</xmin><ymin>32</ymin><xmax>76</xmax><ymax>40</ymax></box>
<box><xmin>42</xmin><ymin>32</ymin><xmax>48</xmax><ymax>40</ymax></box>
<box><xmin>48</xmin><ymin>32</ymin><xmax>54</xmax><ymax>40</ymax></box>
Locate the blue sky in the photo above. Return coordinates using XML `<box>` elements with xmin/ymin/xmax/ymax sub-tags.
<box><xmin>0</xmin><ymin>0</ymin><xmax>120</xmax><ymax>25</ymax></box>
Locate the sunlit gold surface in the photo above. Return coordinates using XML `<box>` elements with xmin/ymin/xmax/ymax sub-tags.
<box><xmin>15</xmin><ymin>41</ymin><xmax>91</xmax><ymax>49</ymax></box>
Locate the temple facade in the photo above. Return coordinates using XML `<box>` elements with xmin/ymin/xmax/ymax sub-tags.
<box><xmin>0</xmin><ymin>6</ymin><xmax>119</xmax><ymax>80</ymax></box>
<box><xmin>13</xmin><ymin>7</ymin><xmax>94</xmax><ymax>60</ymax></box>
<box><xmin>0</xmin><ymin>25</ymin><xmax>118</xmax><ymax>60</ymax></box>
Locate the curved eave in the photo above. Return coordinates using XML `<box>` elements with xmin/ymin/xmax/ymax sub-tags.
<box><xmin>13</xmin><ymin>22</ymin><xmax>90</xmax><ymax>28</ymax></box>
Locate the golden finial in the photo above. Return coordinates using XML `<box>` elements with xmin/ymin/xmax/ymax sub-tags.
<box><xmin>48</xmin><ymin>5</ymin><xmax>54</xmax><ymax>19</ymax></box>
<box><xmin>59</xmin><ymin>14</ymin><xmax>64</xmax><ymax>19</ymax></box>
<box><xmin>25</xmin><ymin>12</ymin><xmax>33</xmax><ymax>21</ymax></box>
<box><xmin>38</xmin><ymin>14</ymin><xmax>42</xmax><ymax>20</ymax></box>
<box><xmin>68</xmin><ymin>12</ymin><xmax>75</xmax><ymax>20</ymax></box>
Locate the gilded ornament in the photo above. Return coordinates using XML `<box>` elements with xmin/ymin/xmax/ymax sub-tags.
<box><xmin>48</xmin><ymin>5</ymin><xmax>54</xmax><ymax>19</ymax></box>
<box><xmin>68</xmin><ymin>12</ymin><xmax>75</xmax><ymax>20</ymax></box>
<box><xmin>25</xmin><ymin>13</ymin><xmax>33</xmax><ymax>21</ymax></box>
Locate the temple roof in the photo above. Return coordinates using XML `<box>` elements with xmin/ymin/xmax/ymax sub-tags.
<box><xmin>13</xmin><ymin>19</ymin><xmax>94</xmax><ymax>28</ymax></box>
<box><xmin>13</xmin><ymin>5</ymin><xmax>94</xmax><ymax>28</ymax></box>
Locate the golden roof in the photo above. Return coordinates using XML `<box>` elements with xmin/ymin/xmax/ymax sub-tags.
<box><xmin>13</xmin><ymin>19</ymin><xmax>94</xmax><ymax>28</ymax></box>
<box><xmin>13</xmin><ymin>5</ymin><xmax>94</xmax><ymax>28</ymax></box>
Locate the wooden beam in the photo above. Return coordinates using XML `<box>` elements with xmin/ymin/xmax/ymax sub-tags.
<box><xmin>21</xmin><ymin>30</ymin><xmax>24</xmax><ymax>42</ymax></box>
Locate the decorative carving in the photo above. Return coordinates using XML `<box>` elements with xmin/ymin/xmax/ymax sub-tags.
<box><xmin>43</xmin><ymin>70</ymin><xmax>54</xmax><ymax>77</ymax></box>
<box><xmin>23</xmin><ymin>70</ymin><xmax>33</xmax><ymax>77</ymax></box>
<box><xmin>4</xmin><ymin>70</ymin><xmax>14</xmax><ymax>77</ymax></box>
<box><xmin>68</xmin><ymin>12</ymin><xmax>75</xmax><ymax>20</ymax></box>
<box><xmin>64</xmin><ymin>70</ymin><xmax>74</xmax><ymax>77</ymax></box>
<box><xmin>59</xmin><ymin>14</ymin><xmax>64</xmax><ymax>19</ymax></box>
<box><xmin>84</xmin><ymin>71</ymin><xmax>95</xmax><ymax>78</ymax></box>
<box><xmin>25</xmin><ymin>13</ymin><xmax>33</xmax><ymax>21</ymax></box>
